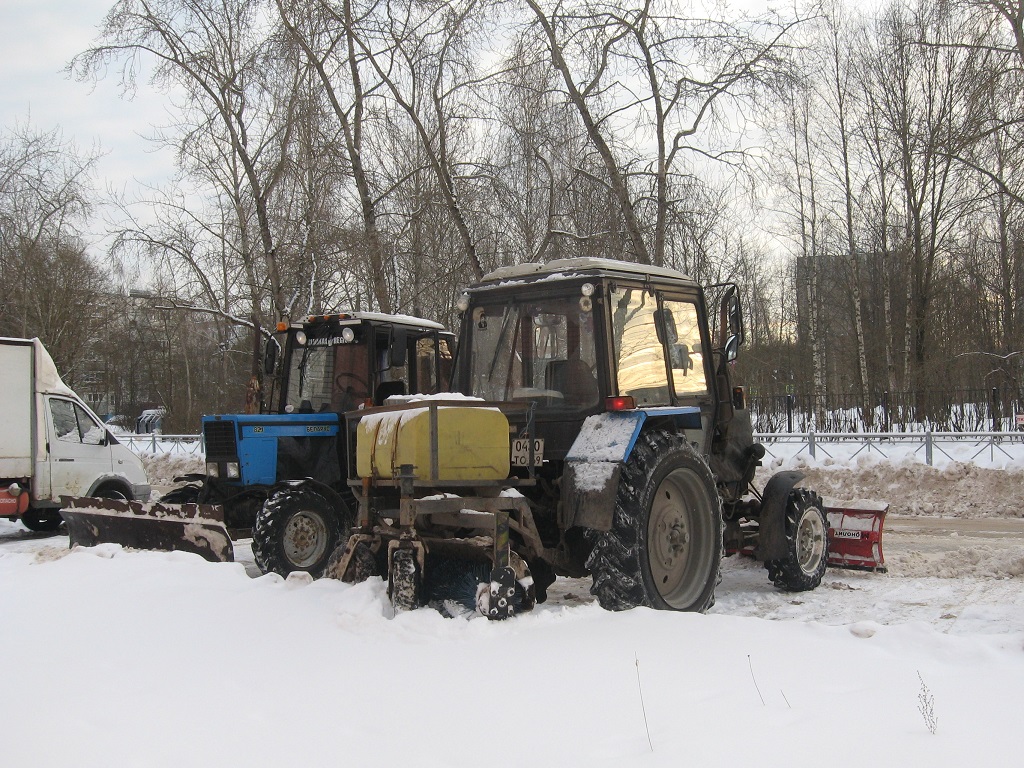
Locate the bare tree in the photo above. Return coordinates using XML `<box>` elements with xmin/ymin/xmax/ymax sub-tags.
<box><xmin>523</xmin><ymin>0</ymin><xmax>799</xmax><ymax>267</ymax></box>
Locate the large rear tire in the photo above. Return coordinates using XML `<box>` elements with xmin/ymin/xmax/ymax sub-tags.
<box><xmin>586</xmin><ymin>430</ymin><xmax>722</xmax><ymax>612</ymax></box>
<box><xmin>252</xmin><ymin>485</ymin><xmax>351</xmax><ymax>577</ymax></box>
<box><xmin>765</xmin><ymin>489</ymin><xmax>828</xmax><ymax>592</ymax></box>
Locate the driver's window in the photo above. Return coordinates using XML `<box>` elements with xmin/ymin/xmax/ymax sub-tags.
<box><xmin>610</xmin><ymin>287</ymin><xmax>670</xmax><ymax>406</ymax></box>
<box><xmin>662</xmin><ymin>300</ymin><xmax>708</xmax><ymax>398</ymax></box>
<box><xmin>50</xmin><ymin>399</ymin><xmax>80</xmax><ymax>443</ymax></box>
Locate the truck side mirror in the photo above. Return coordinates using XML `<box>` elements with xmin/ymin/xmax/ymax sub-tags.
<box><xmin>263</xmin><ymin>338</ymin><xmax>278</xmax><ymax>376</ymax></box>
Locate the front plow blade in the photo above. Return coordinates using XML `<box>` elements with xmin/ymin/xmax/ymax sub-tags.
<box><xmin>826</xmin><ymin>502</ymin><xmax>887</xmax><ymax>572</ymax></box>
<box><xmin>60</xmin><ymin>496</ymin><xmax>233</xmax><ymax>563</ymax></box>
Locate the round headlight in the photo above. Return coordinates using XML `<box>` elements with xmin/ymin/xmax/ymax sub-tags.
<box><xmin>581</xmin><ymin>282</ymin><xmax>595</xmax><ymax>297</ymax></box>
<box><xmin>456</xmin><ymin>293</ymin><xmax>470</xmax><ymax>312</ymax></box>
<box><xmin>294</xmin><ymin>331</ymin><xmax>307</xmax><ymax>346</ymax></box>
<box><xmin>341</xmin><ymin>327</ymin><xmax>355</xmax><ymax>343</ymax></box>
<box><xmin>579</xmin><ymin>296</ymin><xmax>593</xmax><ymax>312</ymax></box>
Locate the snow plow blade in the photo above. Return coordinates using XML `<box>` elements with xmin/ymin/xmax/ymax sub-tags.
<box><xmin>59</xmin><ymin>496</ymin><xmax>233</xmax><ymax>563</ymax></box>
<box><xmin>826</xmin><ymin>501</ymin><xmax>887</xmax><ymax>572</ymax></box>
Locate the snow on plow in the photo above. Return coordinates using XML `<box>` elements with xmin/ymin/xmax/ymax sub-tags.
<box><xmin>60</xmin><ymin>496</ymin><xmax>233</xmax><ymax>563</ymax></box>
<box><xmin>826</xmin><ymin>501</ymin><xmax>888</xmax><ymax>572</ymax></box>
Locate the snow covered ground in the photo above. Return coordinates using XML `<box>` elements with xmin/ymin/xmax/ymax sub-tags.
<box><xmin>1</xmin><ymin>447</ymin><xmax>1022</xmax><ymax>767</ymax></box>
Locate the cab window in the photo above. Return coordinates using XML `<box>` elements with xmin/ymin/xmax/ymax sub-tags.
<box><xmin>609</xmin><ymin>286</ymin><xmax>670</xmax><ymax>406</ymax></box>
<box><xmin>661</xmin><ymin>299</ymin><xmax>708</xmax><ymax>398</ymax></box>
<box><xmin>49</xmin><ymin>398</ymin><xmax>105</xmax><ymax>445</ymax></box>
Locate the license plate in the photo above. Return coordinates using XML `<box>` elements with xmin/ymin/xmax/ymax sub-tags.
<box><xmin>511</xmin><ymin>438</ymin><xmax>544</xmax><ymax>467</ymax></box>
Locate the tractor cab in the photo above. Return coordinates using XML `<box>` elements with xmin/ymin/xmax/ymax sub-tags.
<box><xmin>267</xmin><ymin>313</ymin><xmax>455</xmax><ymax>415</ymax></box>
<box><xmin>455</xmin><ymin>258</ymin><xmax>728</xmax><ymax>462</ymax></box>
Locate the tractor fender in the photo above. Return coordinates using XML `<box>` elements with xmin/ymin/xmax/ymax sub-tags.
<box><xmin>559</xmin><ymin>412</ymin><xmax>644</xmax><ymax>531</ymax></box>
<box><xmin>559</xmin><ymin>409</ymin><xmax>701</xmax><ymax>531</ymax></box>
<box><xmin>756</xmin><ymin>471</ymin><xmax>805</xmax><ymax>561</ymax></box>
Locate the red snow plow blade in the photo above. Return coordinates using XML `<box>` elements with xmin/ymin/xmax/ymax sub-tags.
<box><xmin>60</xmin><ymin>496</ymin><xmax>233</xmax><ymax>563</ymax></box>
<box><xmin>826</xmin><ymin>502</ymin><xmax>887</xmax><ymax>572</ymax></box>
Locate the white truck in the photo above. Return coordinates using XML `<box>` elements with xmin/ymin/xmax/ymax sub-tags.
<box><xmin>0</xmin><ymin>337</ymin><xmax>150</xmax><ymax>531</ymax></box>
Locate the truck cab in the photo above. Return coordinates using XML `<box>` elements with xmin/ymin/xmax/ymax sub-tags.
<box><xmin>0</xmin><ymin>337</ymin><xmax>150</xmax><ymax>532</ymax></box>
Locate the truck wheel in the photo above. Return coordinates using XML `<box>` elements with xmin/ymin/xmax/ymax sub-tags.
<box><xmin>252</xmin><ymin>486</ymin><xmax>345</xmax><ymax>577</ymax></box>
<box><xmin>765</xmin><ymin>489</ymin><xmax>828</xmax><ymax>592</ymax></box>
<box><xmin>586</xmin><ymin>430</ymin><xmax>722</xmax><ymax>612</ymax></box>
<box><xmin>21</xmin><ymin>509</ymin><xmax>64</xmax><ymax>532</ymax></box>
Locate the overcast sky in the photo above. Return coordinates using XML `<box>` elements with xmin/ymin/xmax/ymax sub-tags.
<box><xmin>1</xmin><ymin>0</ymin><xmax>177</xmax><ymax>200</ymax></box>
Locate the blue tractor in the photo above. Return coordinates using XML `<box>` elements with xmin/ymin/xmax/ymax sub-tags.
<box><xmin>64</xmin><ymin>312</ymin><xmax>455</xmax><ymax>576</ymax></box>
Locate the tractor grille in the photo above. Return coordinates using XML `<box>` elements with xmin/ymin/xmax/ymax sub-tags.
<box><xmin>203</xmin><ymin>420</ymin><xmax>238</xmax><ymax>461</ymax></box>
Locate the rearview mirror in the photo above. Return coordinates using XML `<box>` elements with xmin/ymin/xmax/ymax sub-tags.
<box><xmin>720</xmin><ymin>287</ymin><xmax>744</xmax><ymax>350</ymax></box>
<box><xmin>389</xmin><ymin>328</ymin><xmax>408</xmax><ymax>368</ymax></box>
<box><xmin>263</xmin><ymin>337</ymin><xmax>278</xmax><ymax>376</ymax></box>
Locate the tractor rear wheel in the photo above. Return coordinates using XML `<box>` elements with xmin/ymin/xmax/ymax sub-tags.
<box><xmin>765</xmin><ymin>489</ymin><xmax>828</xmax><ymax>592</ymax></box>
<box><xmin>586</xmin><ymin>430</ymin><xmax>722</xmax><ymax>612</ymax></box>
<box><xmin>252</xmin><ymin>485</ymin><xmax>347</xmax><ymax>577</ymax></box>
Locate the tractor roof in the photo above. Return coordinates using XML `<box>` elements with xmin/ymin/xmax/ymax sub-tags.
<box><xmin>476</xmin><ymin>257</ymin><xmax>698</xmax><ymax>289</ymax></box>
<box><xmin>299</xmin><ymin>311</ymin><xmax>445</xmax><ymax>331</ymax></box>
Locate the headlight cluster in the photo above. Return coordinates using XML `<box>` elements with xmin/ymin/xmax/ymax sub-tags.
<box><xmin>206</xmin><ymin>462</ymin><xmax>240</xmax><ymax>479</ymax></box>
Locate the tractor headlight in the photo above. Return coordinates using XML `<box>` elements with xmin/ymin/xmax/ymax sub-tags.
<box><xmin>341</xmin><ymin>327</ymin><xmax>355</xmax><ymax>343</ymax></box>
<box><xmin>206</xmin><ymin>462</ymin><xmax>220</xmax><ymax>478</ymax></box>
<box><xmin>581</xmin><ymin>282</ymin><xmax>595</xmax><ymax>297</ymax></box>
<box><xmin>226</xmin><ymin>462</ymin><xmax>241</xmax><ymax>479</ymax></box>
<box><xmin>456</xmin><ymin>292</ymin><xmax>470</xmax><ymax>312</ymax></box>
<box><xmin>295</xmin><ymin>331</ymin><xmax>307</xmax><ymax>346</ymax></box>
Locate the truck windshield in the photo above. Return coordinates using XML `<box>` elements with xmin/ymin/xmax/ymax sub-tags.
<box><xmin>468</xmin><ymin>298</ymin><xmax>598</xmax><ymax>410</ymax></box>
<box><xmin>285</xmin><ymin>341</ymin><xmax>370</xmax><ymax>413</ymax></box>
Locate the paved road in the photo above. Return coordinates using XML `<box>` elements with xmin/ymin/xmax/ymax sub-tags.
<box><xmin>887</xmin><ymin>516</ymin><xmax>1024</xmax><ymax>537</ymax></box>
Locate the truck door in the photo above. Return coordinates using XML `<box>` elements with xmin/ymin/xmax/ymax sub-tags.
<box><xmin>45</xmin><ymin>396</ymin><xmax>113</xmax><ymax>499</ymax></box>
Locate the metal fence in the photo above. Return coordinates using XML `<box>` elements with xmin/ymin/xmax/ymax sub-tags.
<box><xmin>120</xmin><ymin>434</ymin><xmax>204</xmax><ymax>455</ymax></box>
<box><xmin>758</xmin><ymin>430</ymin><xmax>1024</xmax><ymax>466</ymax></box>
<box><xmin>749</xmin><ymin>388</ymin><xmax>1024</xmax><ymax>434</ymax></box>
<box><xmin>122</xmin><ymin>429</ymin><xmax>1024</xmax><ymax>467</ymax></box>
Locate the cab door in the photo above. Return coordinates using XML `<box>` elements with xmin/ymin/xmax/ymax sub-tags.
<box><xmin>45</xmin><ymin>396</ymin><xmax>113</xmax><ymax>499</ymax></box>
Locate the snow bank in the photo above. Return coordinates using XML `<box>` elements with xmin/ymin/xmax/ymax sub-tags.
<box><xmin>140</xmin><ymin>452</ymin><xmax>204</xmax><ymax>487</ymax></box>
<box><xmin>771</xmin><ymin>455</ymin><xmax>1024</xmax><ymax>519</ymax></box>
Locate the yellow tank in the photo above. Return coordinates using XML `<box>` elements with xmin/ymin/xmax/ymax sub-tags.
<box><xmin>356</xmin><ymin>404</ymin><xmax>510</xmax><ymax>482</ymax></box>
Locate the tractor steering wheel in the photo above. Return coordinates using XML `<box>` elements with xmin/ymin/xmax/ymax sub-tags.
<box><xmin>335</xmin><ymin>372</ymin><xmax>369</xmax><ymax>395</ymax></box>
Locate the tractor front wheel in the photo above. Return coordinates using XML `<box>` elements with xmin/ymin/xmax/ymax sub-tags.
<box><xmin>765</xmin><ymin>489</ymin><xmax>828</xmax><ymax>592</ymax></box>
<box><xmin>253</xmin><ymin>485</ymin><xmax>345</xmax><ymax>577</ymax></box>
<box><xmin>586</xmin><ymin>430</ymin><xmax>722</xmax><ymax>612</ymax></box>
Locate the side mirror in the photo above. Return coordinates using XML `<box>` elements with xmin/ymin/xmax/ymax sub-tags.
<box><xmin>389</xmin><ymin>328</ymin><xmax>408</xmax><ymax>368</ymax></box>
<box><xmin>263</xmin><ymin>338</ymin><xmax>278</xmax><ymax>376</ymax></box>
<box><xmin>653</xmin><ymin>307</ymin><xmax>678</xmax><ymax>347</ymax></box>
<box><xmin>724</xmin><ymin>334</ymin><xmax>740</xmax><ymax>363</ymax></box>
<box><xmin>720</xmin><ymin>288</ymin><xmax>744</xmax><ymax>350</ymax></box>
